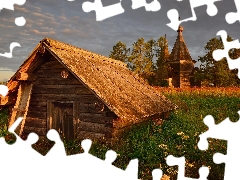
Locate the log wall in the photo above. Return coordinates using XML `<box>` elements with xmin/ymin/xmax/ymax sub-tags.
<box><xmin>22</xmin><ymin>56</ymin><xmax>117</xmax><ymax>140</ymax></box>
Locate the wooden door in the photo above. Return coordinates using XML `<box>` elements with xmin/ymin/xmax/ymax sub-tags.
<box><xmin>52</xmin><ymin>102</ymin><xmax>74</xmax><ymax>141</ymax></box>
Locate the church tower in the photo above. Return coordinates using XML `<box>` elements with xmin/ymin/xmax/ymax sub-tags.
<box><xmin>168</xmin><ymin>25</ymin><xmax>195</xmax><ymax>88</ymax></box>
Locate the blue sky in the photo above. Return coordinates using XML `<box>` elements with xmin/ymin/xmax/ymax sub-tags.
<box><xmin>0</xmin><ymin>0</ymin><xmax>239</xmax><ymax>81</ymax></box>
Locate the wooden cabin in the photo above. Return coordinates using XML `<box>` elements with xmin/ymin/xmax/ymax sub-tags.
<box><xmin>0</xmin><ymin>38</ymin><xmax>176</xmax><ymax>142</ymax></box>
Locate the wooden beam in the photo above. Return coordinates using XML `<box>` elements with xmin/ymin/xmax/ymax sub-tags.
<box><xmin>0</xmin><ymin>96</ymin><xmax>15</xmax><ymax>106</ymax></box>
<box><xmin>8</xmin><ymin>83</ymin><xmax>33</xmax><ymax>137</ymax></box>
<box><xmin>16</xmin><ymin>72</ymin><xmax>36</xmax><ymax>81</ymax></box>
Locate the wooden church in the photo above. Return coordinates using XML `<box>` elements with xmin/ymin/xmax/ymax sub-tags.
<box><xmin>0</xmin><ymin>38</ymin><xmax>176</xmax><ymax>142</ymax></box>
<box><xmin>166</xmin><ymin>25</ymin><xmax>197</xmax><ymax>88</ymax></box>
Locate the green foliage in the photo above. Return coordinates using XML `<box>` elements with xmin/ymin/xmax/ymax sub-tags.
<box><xmin>109</xmin><ymin>41</ymin><xmax>130</xmax><ymax>65</ymax></box>
<box><xmin>0</xmin><ymin>107</ymin><xmax>16</xmax><ymax>144</ymax></box>
<box><xmin>196</xmin><ymin>36</ymin><xmax>240</xmax><ymax>87</ymax></box>
<box><xmin>129</xmin><ymin>38</ymin><xmax>155</xmax><ymax>78</ymax></box>
<box><xmin>109</xmin><ymin>36</ymin><xmax>170</xmax><ymax>86</ymax></box>
<box><xmin>155</xmin><ymin>36</ymin><xmax>170</xmax><ymax>86</ymax></box>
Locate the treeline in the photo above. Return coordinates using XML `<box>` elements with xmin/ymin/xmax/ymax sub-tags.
<box><xmin>195</xmin><ymin>35</ymin><xmax>240</xmax><ymax>87</ymax></box>
<box><xmin>109</xmin><ymin>36</ymin><xmax>170</xmax><ymax>86</ymax></box>
<box><xmin>109</xmin><ymin>35</ymin><xmax>240</xmax><ymax>87</ymax></box>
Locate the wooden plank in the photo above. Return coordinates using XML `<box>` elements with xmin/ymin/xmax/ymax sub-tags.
<box><xmin>34</xmin><ymin>78</ymin><xmax>81</xmax><ymax>85</ymax></box>
<box><xmin>26</xmin><ymin>54</ymin><xmax>48</xmax><ymax>73</ymax></box>
<box><xmin>25</xmin><ymin>118</ymin><xmax>46</xmax><ymax>128</ymax></box>
<box><xmin>19</xmin><ymin>84</ymin><xmax>33</xmax><ymax>136</ymax></box>
<box><xmin>28</xmin><ymin>105</ymin><xmax>47</xmax><ymax>112</ymax></box>
<box><xmin>77</xmin><ymin>121</ymin><xmax>112</xmax><ymax>134</ymax></box>
<box><xmin>8</xmin><ymin>83</ymin><xmax>33</xmax><ymax>132</ymax></box>
<box><xmin>78</xmin><ymin>113</ymin><xmax>113</xmax><ymax>125</ymax></box>
<box><xmin>23</xmin><ymin>126</ymin><xmax>46</xmax><ymax>136</ymax></box>
<box><xmin>73</xmin><ymin>101</ymin><xmax>78</xmax><ymax>139</ymax></box>
<box><xmin>30</xmin><ymin>94</ymin><xmax>97</xmax><ymax>102</ymax></box>
<box><xmin>75</xmin><ymin>130</ymin><xmax>106</xmax><ymax>140</ymax></box>
<box><xmin>32</xmin><ymin>85</ymin><xmax>92</xmax><ymax>95</ymax></box>
<box><xmin>27</xmin><ymin>111</ymin><xmax>47</xmax><ymax>119</ymax></box>
<box><xmin>29</xmin><ymin>100</ymin><xmax>47</xmax><ymax>107</ymax></box>
<box><xmin>47</xmin><ymin>100</ymin><xmax>52</xmax><ymax>131</ymax></box>
<box><xmin>0</xmin><ymin>95</ymin><xmax>16</xmax><ymax>106</ymax></box>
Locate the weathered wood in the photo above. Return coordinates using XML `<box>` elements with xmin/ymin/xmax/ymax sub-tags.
<box><xmin>26</xmin><ymin>53</ymin><xmax>49</xmax><ymax>73</ymax></box>
<box><xmin>75</xmin><ymin>130</ymin><xmax>106</xmax><ymax>140</ymax></box>
<box><xmin>78</xmin><ymin>113</ymin><xmax>113</xmax><ymax>125</ymax></box>
<box><xmin>16</xmin><ymin>72</ymin><xmax>37</xmax><ymax>81</ymax></box>
<box><xmin>34</xmin><ymin>78</ymin><xmax>81</xmax><ymax>85</ymax></box>
<box><xmin>77</xmin><ymin>121</ymin><xmax>112</xmax><ymax>134</ymax></box>
<box><xmin>0</xmin><ymin>94</ymin><xmax>16</xmax><ymax>105</ymax></box>
<box><xmin>25</xmin><ymin>118</ymin><xmax>46</xmax><ymax>128</ymax></box>
<box><xmin>47</xmin><ymin>100</ymin><xmax>52</xmax><ymax>131</ymax></box>
<box><xmin>27</xmin><ymin>111</ymin><xmax>46</xmax><ymax>119</ymax></box>
<box><xmin>30</xmin><ymin>94</ymin><xmax>97</xmax><ymax>102</ymax></box>
<box><xmin>23</xmin><ymin>126</ymin><xmax>46</xmax><ymax>136</ymax></box>
<box><xmin>29</xmin><ymin>100</ymin><xmax>47</xmax><ymax>107</ymax></box>
<box><xmin>8</xmin><ymin>83</ymin><xmax>33</xmax><ymax>132</ymax></box>
<box><xmin>32</xmin><ymin>85</ymin><xmax>92</xmax><ymax>95</ymax></box>
<box><xmin>28</xmin><ymin>105</ymin><xmax>47</xmax><ymax>112</ymax></box>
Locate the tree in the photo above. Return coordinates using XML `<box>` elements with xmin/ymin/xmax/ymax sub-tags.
<box><xmin>155</xmin><ymin>36</ymin><xmax>170</xmax><ymax>86</ymax></box>
<box><xmin>109</xmin><ymin>41</ymin><xmax>130</xmax><ymax>65</ymax></box>
<box><xmin>129</xmin><ymin>38</ymin><xmax>155</xmax><ymax>84</ymax></box>
<box><xmin>196</xmin><ymin>36</ymin><xmax>240</xmax><ymax>87</ymax></box>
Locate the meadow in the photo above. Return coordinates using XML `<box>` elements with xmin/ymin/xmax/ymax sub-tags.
<box><xmin>0</xmin><ymin>87</ymin><xmax>240</xmax><ymax>180</ymax></box>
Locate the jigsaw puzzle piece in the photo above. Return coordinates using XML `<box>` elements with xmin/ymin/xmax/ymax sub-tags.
<box><xmin>166</xmin><ymin>155</ymin><xmax>209</xmax><ymax>180</ymax></box>
<box><xmin>225</xmin><ymin>0</ymin><xmax>240</xmax><ymax>24</ymax></box>
<box><xmin>167</xmin><ymin>0</ymin><xmax>222</xmax><ymax>30</ymax></box>
<box><xmin>152</xmin><ymin>169</ymin><xmax>163</xmax><ymax>180</ymax></box>
<box><xmin>0</xmin><ymin>85</ymin><xmax>8</xmax><ymax>97</ymax></box>
<box><xmin>131</xmin><ymin>0</ymin><xmax>161</xmax><ymax>11</ymax></box>
<box><xmin>0</xmin><ymin>0</ymin><xmax>26</xmax><ymax>11</ymax></box>
<box><xmin>45</xmin><ymin>129</ymin><xmax>66</xmax><ymax>157</ymax></box>
<box><xmin>65</xmin><ymin>139</ymin><xmax>139</xmax><ymax>180</ymax></box>
<box><xmin>212</xmin><ymin>30</ymin><xmax>240</xmax><ymax>78</ymax></box>
<box><xmin>82</xmin><ymin>0</ymin><xmax>124</xmax><ymax>21</ymax></box>
<box><xmin>198</xmin><ymin>111</ymin><xmax>240</xmax><ymax>179</ymax></box>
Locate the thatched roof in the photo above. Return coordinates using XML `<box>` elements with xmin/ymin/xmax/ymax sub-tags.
<box><xmin>5</xmin><ymin>37</ymin><xmax>176</xmax><ymax>121</ymax></box>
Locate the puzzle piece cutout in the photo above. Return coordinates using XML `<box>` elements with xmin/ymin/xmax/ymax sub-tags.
<box><xmin>0</xmin><ymin>116</ymin><xmax>142</xmax><ymax>180</ymax></box>
<box><xmin>0</xmin><ymin>42</ymin><xmax>21</xmax><ymax>58</ymax></box>
<box><xmin>0</xmin><ymin>0</ymin><xmax>26</xmax><ymax>11</ymax></box>
<box><xmin>225</xmin><ymin>0</ymin><xmax>240</xmax><ymax>24</ymax></box>
<box><xmin>198</xmin><ymin>111</ymin><xmax>240</xmax><ymax>180</ymax></box>
<box><xmin>0</xmin><ymin>85</ymin><xmax>8</xmax><ymax>97</ymax></box>
<box><xmin>82</xmin><ymin>0</ymin><xmax>161</xmax><ymax>21</ymax></box>
<box><xmin>82</xmin><ymin>0</ymin><xmax>125</xmax><ymax>21</ymax></box>
<box><xmin>212</xmin><ymin>30</ymin><xmax>240</xmax><ymax>78</ymax></box>
<box><xmin>167</xmin><ymin>0</ymin><xmax>222</xmax><ymax>30</ymax></box>
<box><xmin>166</xmin><ymin>155</ymin><xmax>209</xmax><ymax>180</ymax></box>
<box><xmin>131</xmin><ymin>0</ymin><xmax>161</xmax><ymax>12</ymax></box>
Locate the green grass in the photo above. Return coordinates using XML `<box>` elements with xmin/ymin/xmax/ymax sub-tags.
<box><xmin>0</xmin><ymin>88</ymin><xmax>239</xmax><ymax>180</ymax></box>
<box><xmin>0</xmin><ymin>107</ymin><xmax>16</xmax><ymax>144</ymax></box>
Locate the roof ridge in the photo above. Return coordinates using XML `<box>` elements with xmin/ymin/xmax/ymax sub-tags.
<box><xmin>42</xmin><ymin>37</ymin><xmax>127</xmax><ymax>67</ymax></box>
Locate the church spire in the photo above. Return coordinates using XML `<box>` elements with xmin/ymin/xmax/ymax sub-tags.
<box><xmin>168</xmin><ymin>24</ymin><xmax>192</xmax><ymax>62</ymax></box>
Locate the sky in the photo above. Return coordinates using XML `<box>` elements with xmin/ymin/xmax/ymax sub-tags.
<box><xmin>0</xmin><ymin>0</ymin><xmax>239</xmax><ymax>81</ymax></box>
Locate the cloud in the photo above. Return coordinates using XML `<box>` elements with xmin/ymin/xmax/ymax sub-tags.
<box><xmin>30</xmin><ymin>29</ymin><xmax>56</xmax><ymax>36</ymax></box>
<box><xmin>61</xmin><ymin>28</ymin><xmax>86</xmax><ymax>37</ymax></box>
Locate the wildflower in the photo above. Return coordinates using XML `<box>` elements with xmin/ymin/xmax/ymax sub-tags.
<box><xmin>159</xmin><ymin>144</ymin><xmax>168</xmax><ymax>150</ymax></box>
<box><xmin>177</xmin><ymin>132</ymin><xmax>184</xmax><ymax>136</ymax></box>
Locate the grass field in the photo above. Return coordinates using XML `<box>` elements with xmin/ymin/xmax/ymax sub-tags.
<box><xmin>0</xmin><ymin>87</ymin><xmax>240</xmax><ymax>180</ymax></box>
